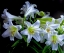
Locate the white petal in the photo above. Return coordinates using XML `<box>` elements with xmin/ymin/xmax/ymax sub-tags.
<box><xmin>60</xmin><ymin>15</ymin><xmax>64</xmax><ymax>19</ymax></box>
<box><xmin>10</xmin><ymin>36</ymin><xmax>14</xmax><ymax>41</ymax></box>
<box><xmin>45</xmin><ymin>41</ymin><xmax>51</xmax><ymax>45</ymax></box>
<box><xmin>15</xmin><ymin>32</ymin><xmax>22</xmax><ymax>39</ymax></box>
<box><xmin>52</xmin><ymin>18</ymin><xmax>55</xmax><ymax>23</ymax></box>
<box><xmin>52</xmin><ymin>44</ymin><xmax>58</xmax><ymax>50</ymax></box>
<box><xmin>27</xmin><ymin>35</ymin><xmax>32</xmax><ymax>43</ymax></box>
<box><xmin>57</xmin><ymin>18</ymin><xmax>63</xmax><ymax>24</ymax></box>
<box><xmin>25</xmin><ymin>5</ymin><xmax>36</xmax><ymax>17</ymax></box>
<box><xmin>25</xmin><ymin>1</ymin><xmax>31</xmax><ymax>8</ymax></box>
<box><xmin>33</xmin><ymin>20</ymin><xmax>40</xmax><ymax>28</ymax></box>
<box><xmin>40</xmin><ymin>36</ymin><xmax>44</xmax><ymax>43</ymax></box>
<box><xmin>59</xmin><ymin>41</ymin><xmax>64</xmax><ymax>46</ymax></box>
<box><xmin>42</xmin><ymin>12</ymin><xmax>50</xmax><ymax>18</ymax></box>
<box><xmin>33</xmin><ymin>33</ymin><xmax>40</xmax><ymax>42</ymax></box>
<box><xmin>24</xmin><ymin>21</ymin><xmax>31</xmax><ymax>27</ymax></box>
<box><xmin>2</xmin><ymin>30</ymin><xmax>10</xmax><ymax>38</ymax></box>
<box><xmin>3</xmin><ymin>9</ymin><xmax>16</xmax><ymax>19</ymax></box>
<box><xmin>3</xmin><ymin>23</ymin><xmax>9</xmax><ymax>29</ymax></box>
<box><xmin>16</xmin><ymin>25</ymin><xmax>22</xmax><ymax>30</ymax></box>
<box><xmin>50</xmin><ymin>24</ymin><xmax>60</xmax><ymax>29</ymax></box>
<box><xmin>21</xmin><ymin>29</ymin><xmax>29</xmax><ymax>35</ymax></box>
<box><xmin>31</xmin><ymin>13</ymin><xmax>34</xmax><ymax>18</ymax></box>
<box><xmin>46</xmin><ymin>21</ymin><xmax>51</xmax><ymax>26</ymax></box>
<box><xmin>1</xmin><ymin>13</ymin><xmax>6</xmax><ymax>19</ymax></box>
<box><xmin>58</xmin><ymin>35</ymin><xmax>64</xmax><ymax>41</ymax></box>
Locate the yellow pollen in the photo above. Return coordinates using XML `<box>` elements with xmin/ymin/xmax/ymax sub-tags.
<box><xmin>46</xmin><ymin>28</ymin><xmax>50</xmax><ymax>33</ymax></box>
<box><xmin>9</xmin><ymin>26</ymin><xmax>18</xmax><ymax>36</ymax></box>
<box><xmin>51</xmin><ymin>35</ymin><xmax>58</xmax><ymax>44</ymax></box>
<box><xmin>28</xmin><ymin>26</ymin><xmax>35</xmax><ymax>35</ymax></box>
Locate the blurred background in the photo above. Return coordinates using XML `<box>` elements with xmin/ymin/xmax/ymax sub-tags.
<box><xmin>0</xmin><ymin>0</ymin><xmax>64</xmax><ymax>53</ymax></box>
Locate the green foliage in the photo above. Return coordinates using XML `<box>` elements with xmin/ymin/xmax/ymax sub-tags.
<box><xmin>38</xmin><ymin>11</ymin><xmax>45</xmax><ymax>16</ymax></box>
<box><xmin>60</xmin><ymin>20</ymin><xmax>64</xmax><ymax>26</ymax></box>
<box><xmin>38</xmin><ymin>17</ymin><xmax>52</xmax><ymax>24</ymax></box>
<box><xmin>58</xmin><ymin>45</ymin><xmax>64</xmax><ymax>53</ymax></box>
<box><xmin>11</xmin><ymin>40</ymin><xmax>20</xmax><ymax>47</ymax></box>
<box><xmin>42</xmin><ymin>45</ymin><xmax>51</xmax><ymax>53</ymax></box>
<box><xmin>32</xmin><ymin>40</ymin><xmax>43</xmax><ymax>49</ymax></box>
<box><xmin>30</xmin><ymin>45</ymin><xmax>39</xmax><ymax>53</ymax></box>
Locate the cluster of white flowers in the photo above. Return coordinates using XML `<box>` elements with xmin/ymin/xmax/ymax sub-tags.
<box><xmin>1</xmin><ymin>1</ymin><xmax>64</xmax><ymax>51</ymax></box>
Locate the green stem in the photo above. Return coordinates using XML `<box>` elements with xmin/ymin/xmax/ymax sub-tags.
<box><xmin>29</xmin><ymin>16</ymin><xmax>33</xmax><ymax>24</ymax></box>
<box><xmin>22</xmin><ymin>16</ymin><xmax>26</xmax><ymax>30</ymax></box>
<box><xmin>34</xmin><ymin>14</ymin><xmax>37</xmax><ymax>22</ymax></box>
<box><xmin>52</xmin><ymin>50</ymin><xmax>56</xmax><ymax>53</ymax></box>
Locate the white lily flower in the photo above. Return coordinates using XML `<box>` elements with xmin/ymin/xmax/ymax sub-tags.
<box><xmin>43</xmin><ymin>20</ymin><xmax>60</xmax><ymax>39</ymax></box>
<box><xmin>1</xmin><ymin>9</ymin><xmax>20</xmax><ymax>22</ymax></box>
<box><xmin>45</xmin><ymin>31</ymin><xmax>64</xmax><ymax>50</ymax></box>
<box><xmin>21</xmin><ymin>20</ymin><xmax>41</xmax><ymax>43</ymax></box>
<box><xmin>2</xmin><ymin>21</ymin><xmax>22</xmax><ymax>41</ymax></box>
<box><xmin>20</xmin><ymin>1</ymin><xmax>39</xmax><ymax>18</ymax></box>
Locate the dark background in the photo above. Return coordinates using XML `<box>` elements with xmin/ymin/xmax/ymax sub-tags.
<box><xmin>0</xmin><ymin>0</ymin><xmax>64</xmax><ymax>53</ymax></box>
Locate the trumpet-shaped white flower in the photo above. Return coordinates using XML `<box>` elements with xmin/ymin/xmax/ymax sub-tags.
<box><xmin>45</xmin><ymin>31</ymin><xmax>64</xmax><ymax>50</ymax></box>
<box><xmin>21</xmin><ymin>20</ymin><xmax>41</xmax><ymax>43</ymax></box>
<box><xmin>2</xmin><ymin>21</ymin><xmax>22</xmax><ymax>41</ymax></box>
<box><xmin>20</xmin><ymin>1</ymin><xmax>39</xmax><ymax>18</ymax></box>
<box><xmin>43</xmin><ymin>21</ymin><xmax>60</xmax><ymax>39</ymax></box>
<box><xmin>1</xmin><ymin>9</ymin><xmax>20</xmax><ymax>22</ymax></box>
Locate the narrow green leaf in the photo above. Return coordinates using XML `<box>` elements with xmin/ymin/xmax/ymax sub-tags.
<box><xmin>58</xmin><ymin>45</ymin><xmax>63</xmax><ymax>53</ymax></box>
<box><xmin>11</xmin><ymin>40</ymin><xmax>20</xmax><ymax>47</ymax></box>
<box><xmin>22</xmin><ymin>35</ymin><xmax>27</xmax><ymax>42</ymax></box>
<box><xmin>42</xmin><ymin>46</ymin><xmax>50</xmax><ymax>53</ymax></box>
<box><xmin>32</xmin><ymin>40</ymin><xmax>43</xmax><ymax>49</ymax></box>
<box><xmin>52</xmin><ymin>50</ymin><xmax>56</xmax><ymax>53</ymax></box>
<box><xmin>30</xmin><ymin>45</ymin><xmax>39</xmax><ymax>53</ymax></box>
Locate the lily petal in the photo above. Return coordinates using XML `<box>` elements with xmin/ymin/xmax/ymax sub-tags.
<box><xmin>45</xmin><ymin>41</ymin><xmax>51</xmax><ymax>45</ymax></box>
<box><xmin>25</xmin><ymin>1</ymin><xmax>31</xmax><ymax>8</ymax></box>
<box><xmin>2</xmin><ymin>30</ymin><xmax>10</xmax><ymax>38</ymax></box>
<box><xmin>10</xmin><ymin>36</ymin><xmax>14</xmax><ymax>41</ymax></box>
<box><xmin>16</xmin><ymin>25</ymin><xmax>22</xmax><ymax>30</ymax></box>
<box><xmin>24</xmin><ymin>21</ymin><xmax>31</xmax><ymax>27</ymax></box>
<box><xmin>15</xmin><ymin>32</ymin><xmax>22</xmax><ymax>39</ymax></box>
<box><xmin>27</xmin><ymin>35</ymin><xmax>32</xmax><ymax>43</ymax></box>
<box><xmin>59</xmin><ymin>41</ymin><xmax>64</xmax><ymax>46</ymax></box>
<box><xmin>3</xmin><ymin>9</ymin><xmax>16</xmax><ymax>19</ymax></box>
<box><xmin>58</xmin><ymin>35</ymin><xmax>64</xmax><ymax>41</ymax></box>
<box><xmin>3</xmin><ymin>23</ymin><xmax>9</xmax><ymax>29</ymax></box>
<box><xmin>50</xmin><ymin>24</ymin><xmax>60</xmax><ymax>29</ymax></box>
<box><xmin>33</xmin><ymin>20</ymin><xmax>40</xmax><ymax>28</ymax></box>
<box><xmin>33</xmin><ymin>33</ymin><xmax>40</xmax><ymax>42</ymax></box>
<box><xmin>52</xmin><ymin>44</ymin><xmax>58</xmax><ymax>50</ymax></box>
<box><xmin>21</xmin><ymin>29</ymin><xmax>29</xmax><ymax>35</ymax></box>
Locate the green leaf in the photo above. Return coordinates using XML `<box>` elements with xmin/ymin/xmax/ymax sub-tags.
<box><xmin>32</xmin><ymin>40</ymin><xmax>43</xmax><ymax>49</ymax></box>
<box><xmin>27</xmin><ymin>43</ymin><xmax>29</xmax><ymax>47</ymax></box>
<box><xmin>56</xmin><ymin>26</ymin><xmax>64</xmax><ymax>35</ymax></box>
<box><xmin>22</xmin><ymin>35</ymin><xmax>27</xmax><ymax>42</ymax></box>
<box><xmin>58</xmin><ymin>45</ymin><xmax>63</xmax><ymax>53</ymax></box>
<box><xmin>52</xmin><ymin>50</ymin><xmax>56</xmax><ymax>53</ymax></box>
<box><xmin>30</xmin><ymin>45</ymin><xmax>39</xmax><ymax>53</ymax></box>
<box><xmin>11</xmin><ymin>40</ymin><xmax>20</xmax><ymax>47</ymax></box>
<box><xmin>42</xmin><ymin>46</ymin><xmax>51</xmax><ymax>53</ymax></box>
<box><xmin>60</xmin><ymin>20</ymin><xmax>64</xmax><ymax>26</ymax></box>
